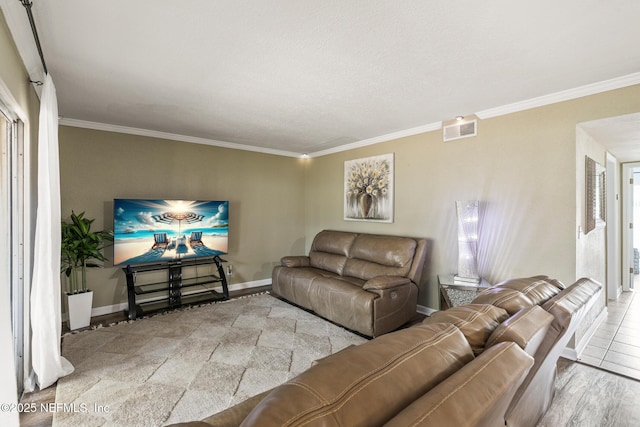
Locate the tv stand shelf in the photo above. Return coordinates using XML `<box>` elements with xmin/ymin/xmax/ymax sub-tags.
<box><xmin>123</xmin><ymin>255</ymin><xmax>229</xmax><ymax>320</ymax></box>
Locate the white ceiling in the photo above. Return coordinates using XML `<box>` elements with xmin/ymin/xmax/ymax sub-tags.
<box><xmin>4</xmin><ymin>1</ymin><xmax>640</xmax><ymax>156</ymax></box>
<box><xmin>580</xmin><ymin>113</ymin><xmax>640</xmax><ymax>163</ymax></box>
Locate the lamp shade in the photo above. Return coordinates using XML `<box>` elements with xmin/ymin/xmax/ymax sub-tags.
<box><xmin>455</xmin><ymin>200</ymin><xmax>480</xmax><ymax>283</ymax></box>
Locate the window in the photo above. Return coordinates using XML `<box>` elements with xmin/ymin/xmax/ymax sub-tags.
<box><xmin>1</xmin><ymin>99</ymin><xmax>25</xmax><ymax>396</ymax></box>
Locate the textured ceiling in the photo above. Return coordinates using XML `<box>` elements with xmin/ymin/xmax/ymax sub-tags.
<box><xmin>580</xmin><ymin>113</ymin><xmax>640</xmax><ymax>163</ymax></box>
<box><xmin>8</xmin><ymin>1</ymin><xmax>640</xmax><ymax>155</ymax></box>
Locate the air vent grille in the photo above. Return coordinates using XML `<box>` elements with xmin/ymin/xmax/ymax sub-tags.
<box><xmin>443</xmin><ymin>119</ymin><xmax>477</xmax><ymax>142</ymax></box>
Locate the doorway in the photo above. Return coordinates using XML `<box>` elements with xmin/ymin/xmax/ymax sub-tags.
<box><xmin>622</xmin><ymin>163</ymin><xmax>640</xmax><ymax>292</ymax></box>
<box><xmin>577</xmin><ymin>113</ymin><xmax>640</xmax><ymax>377</ymax></box>
<box><xmin>580</xmin><ymin>112</ymin><xmax>640</xmax><ymax>298</ymax></box>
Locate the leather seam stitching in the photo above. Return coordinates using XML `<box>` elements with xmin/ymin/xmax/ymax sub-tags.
<box><xmin>284</xmin><ymin>326</ymin><xmax>462</xmax><ymax>426</ymax></box>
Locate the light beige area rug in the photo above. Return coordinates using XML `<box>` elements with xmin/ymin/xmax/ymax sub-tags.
<box><xmin>55</xmin><ymin>293</ymin><xmax>368</xmax><ymax>426</ymax></box>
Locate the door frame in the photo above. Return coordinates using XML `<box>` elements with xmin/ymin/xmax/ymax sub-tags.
<box><xmin>606</xmin><ymin>153</ymin><xmax>620</xmax><ymax>300</ymax></box>
<box><xmin>0</xmin><ymin>79</ymin><xmax>28</xmax><ymax>397</ymax></box>
<box><xmin>621</xmin><ymin>162</ymin><xmax>640</xmax><ymax>292</ymax></box>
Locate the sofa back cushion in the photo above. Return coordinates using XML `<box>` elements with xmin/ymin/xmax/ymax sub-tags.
<box><xmin>239</xmin><ymin>323</ymin><xmax>474</xmax><ymax>427</ymax></box>
<box><xmin>309</xmin><ymin>230</ymin><xmax>357</xmax><ymax>275</ymax></box>
<box><xmin>422</xmin><ymin>304</ymin><xmax>509</xmax><ymax>355</ymax></box>
<box><xmin>530</xmin><ymin>274</ymin><xmax>567</xmax><ymax>290</ymax></box>
<box><xmin>493</xmin><ymin>277</ymin><xmax>560</xmax><ymax>305</ymax></box>
<box><xmin>343</xmin><ymin>234</ymin><xmax>417</xmax><ymax>281</ymax></box>
<box><xmin>471</xmin><ymin>287</ymin><xmax>534</xmax><ymax>315</ymax></box>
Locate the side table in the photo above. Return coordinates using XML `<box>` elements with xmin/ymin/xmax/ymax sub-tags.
<box><xmin>438</xmin><ymin>274</ymin><xmax>490</xmax><ymax>310</ymax></box>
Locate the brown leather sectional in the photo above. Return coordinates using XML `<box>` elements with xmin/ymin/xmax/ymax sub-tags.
<box><xmin>172</xmin><ymin>275</ymin><xmax>602</xmax><ymax>427</ymax></box>
<box><xmin>272</xmin><ymin>230</ymin><xmax>428</xmax><ymax>337</ymax></box>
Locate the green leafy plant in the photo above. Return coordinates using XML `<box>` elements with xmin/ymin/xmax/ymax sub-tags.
<box><xmin>61</xmin><ymin>211</ymin><xmax>113</xmax><ymax>294</ymax></box>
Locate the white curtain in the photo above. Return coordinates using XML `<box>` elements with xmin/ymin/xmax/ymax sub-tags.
<box><xmin>28</xmin><ymin>74</ymin><xmax>74</xmax><ymax>390</ymax></box>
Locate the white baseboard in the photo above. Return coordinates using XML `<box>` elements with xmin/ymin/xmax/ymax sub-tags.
<box><xmin>574</xmin><ymin>305</ymin><xmax>608</xmax><ymax>358</ymax></box>
<box><xmin>87</xmin><ymin>279</ymin><xmax>272</xmax><ymax>318</ymax></box>
<box><xmin>561</xmin><ymin>347</ymin><xmax>579</xmax><ymax>361</ymax></box>
<box><xmin>89</xmin><ymin>288</ymin><xmax>445</xmax><ymax>320</ymax></box>
<box><xmin>560</xmin><ymin>304</ymin><xmax>608</xmax><ymax>361</ymax></box>
<box><xmin>417</xmin><ymin>304</ymin><xmax>438</xmax><ymax>316</ymax></box>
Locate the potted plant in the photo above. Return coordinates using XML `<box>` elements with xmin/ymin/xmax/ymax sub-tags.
<box><xmin>61</xmin><ymin>211</ymin><xmax>113</xmax><ymax>330</ymax></box>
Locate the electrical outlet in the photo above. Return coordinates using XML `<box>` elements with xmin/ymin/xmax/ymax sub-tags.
<box><xmin>227</xmin><ymin>264</ymin><xmax>233</xmax><ymax>276</ymax></box>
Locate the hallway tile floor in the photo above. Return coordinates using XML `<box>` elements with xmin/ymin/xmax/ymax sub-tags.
<box><xmin>579</xmin><ymin>290</ymin><xmax>640</xmax><ymax>380</ymax></box>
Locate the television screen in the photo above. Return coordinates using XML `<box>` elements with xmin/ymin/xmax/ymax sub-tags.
<box><xmin>113</xmin><ymin>199</ymin><xmax>229</xmax><ymax>266</ymax></box>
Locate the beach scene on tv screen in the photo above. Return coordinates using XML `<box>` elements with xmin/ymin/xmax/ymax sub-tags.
<box><xmin>113</xmin><ymin>199</ymin><xmax>229</xmax><ymax>265</ymax></box>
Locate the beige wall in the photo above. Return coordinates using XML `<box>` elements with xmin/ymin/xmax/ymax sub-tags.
<box><xmin>59</xmin><ymin>126</ymin><xmax>306</xmax><ymax>310</ymax></box>
<box><xmin>50</xmin><ymin>67</ymin><xmax>640</xmax><ymax>313</ymax></box>
<box><xmin>573</xmin><ymin>126</ymin><xmax>609</xmax><ymax>347</ymax></box>
<box><xmin>575</xmin><ymin>126</ymin><xmax>608</xmax><ymax>285</ymax></box>
<box><xmin>305</xmin><ymin>85</ymin><xmax>640</xmax><ymax>309</ymax></box>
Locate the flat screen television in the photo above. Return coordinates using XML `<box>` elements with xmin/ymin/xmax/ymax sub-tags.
<box><xmin>113</xmin><ymin>199</ymin><xmax>229</xmax><ymax>266</ymax></box>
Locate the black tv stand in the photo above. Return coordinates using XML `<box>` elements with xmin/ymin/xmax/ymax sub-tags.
<box><xmin>123</xmin><ymin>255</ymin><xmax>229</xmax><ymax>320</ymax></box>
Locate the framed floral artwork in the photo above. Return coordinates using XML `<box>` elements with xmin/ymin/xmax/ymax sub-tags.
<box><xmin>585</xmin><ymin>155</ymin><xmax>606</xmax><ymax>234</ymax></box>
<box><xmin>344</xmin><ymin>153</ymin><xmax>394</xmax><ymax>222</ymax></box>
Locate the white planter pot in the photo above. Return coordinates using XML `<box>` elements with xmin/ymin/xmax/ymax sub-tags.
<box><xmin>67</xmin><ymin>290</ymin><xmax>93</xmax><ymax>330</ymax></box>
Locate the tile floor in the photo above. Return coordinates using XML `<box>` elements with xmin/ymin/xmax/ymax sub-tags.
<box><xmin>579</xmin><ymin>289</ymin><xmax>640</xmax><ymax>380</ymax></box>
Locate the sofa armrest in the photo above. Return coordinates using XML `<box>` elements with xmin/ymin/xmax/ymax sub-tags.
<box><xmin>362</xmin><ymin>275</ymin><xmax>411</xmax><ymax>291</ymax></box>
<box><xmin>280</xmin><ymin>256</ymin><xmax>310</xmax><ymax>268</ymax></box>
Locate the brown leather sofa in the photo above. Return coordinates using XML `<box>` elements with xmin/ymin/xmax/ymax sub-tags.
<box><xmin>271</xmin><ymin>230</ymin><xmax>428</xmax><ymax>337</ymax></box>
<box><xmin>171</xmin><ymin>275</ymin><xmax>602</xmax><ymax>427</ymax></box>
<box><xmin>171</xmin><ymin>323</ymin><xmax>535</xmax><ymax>427</ymax></box>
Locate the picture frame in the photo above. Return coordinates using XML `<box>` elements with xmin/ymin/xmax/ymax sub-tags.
<box><xmin>585</xmin><ymin>155</ymin><xmax>606</xmax><ymax>234</ymax></box>
<box><xmin>344</xmin><ymin>153</ymin><xmax>394</xmax><ymax>222</ymax></box>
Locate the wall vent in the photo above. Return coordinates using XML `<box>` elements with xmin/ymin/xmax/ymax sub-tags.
<box><xmin>443</xmin><ymin>119</ymin><xmax>477</xmax><ymax>142</ymax></box>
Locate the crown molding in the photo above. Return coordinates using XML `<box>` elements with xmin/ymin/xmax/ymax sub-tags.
<box><xmin>476</xmin><ymin>72</ymin><xmax>640</xmax><ymax>119</ymax></box>
<box><xmin>308</xmin><ymin>121</ymin><xmax>443</xmax><ymax>158</ymax></box>
<box><xmin>59</xmin><ymin>72</ymin><xmax>640</xmax><ymax>159</ymax></box>
<box><xmin>4</xmin><ymin>0</ymin><xmax>640</xmax><ymax>158</ymax></box>
<box><xmin>58</xmin><ymin>118</ymin><xmax>303</xmax><ymax>158</ymax></box>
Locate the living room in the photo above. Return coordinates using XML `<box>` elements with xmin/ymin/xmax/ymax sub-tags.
<box><xmin>2</xmin><ymin>1</ymin><xmax>640</xmax><ymax>426</ymax></box>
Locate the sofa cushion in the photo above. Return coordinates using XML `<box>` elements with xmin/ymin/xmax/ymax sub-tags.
<box><xmin>308</xmin><ymin>276</ymin><xmax>375</xmax><ymax>336</ymax></box>
<box><xmin>486</xmin><ymin>305</ymin><xmax>554</xmax><ymax>356</ymax></box>
<box><xmin>531</xmin><ymin>274</ymin><xmax>567</xmax><ymax>290</ymax></box>
<box><xmin>239</xmin><ymin>323</ymin><xmax>474</xmax><ymax>427</ymax></box>
<box><xmin>310</xmin><ymin>230</ymin><xmax>358</xmax><ymax>256</ymax></box>
<box><xmin>422</xmin><ymin>304</ymin><xmax>509</xmax><ymax>355</ymax></box>
<box><xmin>271</xmin><ymin>266</ymin><xmax>340</xmax><ymax>310</ymax></box>
<box><xmin>309</xmin><ymin>251</ymin><xmax>348</xmax><ymax>275</ymax></box>
<box><xmin>493</xmin><ymin>277</ymin><xmax>560</xmax><ymax>305</ymax></box>
<box><xmin>471</xmin><ymin>287</ymin><xmax>535</xmax><ymax>315</ymax></box>
<box><xmin>343</xmin><ymin>234</ymin><xmax>417</xmax><ymax>280</ymax></box>
<box><xmin>350</xmin><ymin>234</ymin><xmax>417</xmax><ymax>267</ymax></box>
<box><xmin>308</xmin><ymin>230</ymin><xmax>358</xmax><ymax>274</ymax></box>
<box><xmin>383</xmin><ymin>342</ymin><xmax>534</xmax><ymax>427</ymax></box>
